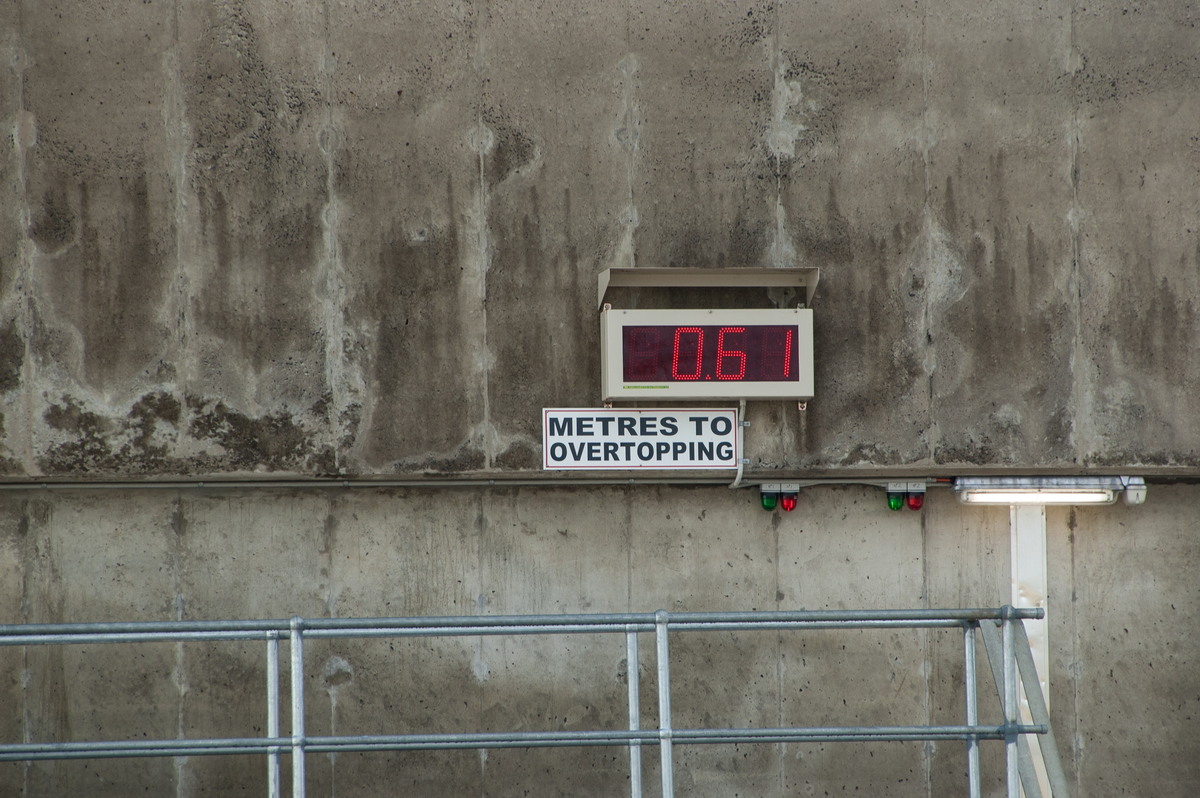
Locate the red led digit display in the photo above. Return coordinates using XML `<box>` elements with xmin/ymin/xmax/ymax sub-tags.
<box><xmin>623</xmin><ymin>325</ymin><xmax>797</xmax><ymax>383</ymax></box>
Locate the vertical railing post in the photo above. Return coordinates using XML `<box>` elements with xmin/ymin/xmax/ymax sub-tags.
<box><xmin>267</xmin><ymin>631</ymin><xmax>281</xmax><ymax>798</ymax></box>
<box><xmin>1003</xmin><ymin>608</ymin><xmax>1019</xmax><ymax>798</ymax></box>
<box><xmin>655</xmin><ymin>611</ymin><xmax>674</xmax><ymax>798</ymax></box>
<box><xmin>626</xmin><ymin>626</ymin><xmax>643</xmax><ymax>798</ymax></box>
<box><xmin>290</xmin><ymin>617</ymin><xmax>306</xmax><ymax>798</ymax></box>
<box><xmin>965</xmin><ymin>622</ymin><xmax>980</xmax><ymax>798</ymax></box>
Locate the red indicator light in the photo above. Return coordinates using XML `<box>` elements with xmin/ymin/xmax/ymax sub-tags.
<box><xmin>780</xmin><ymin>493</ymin><xmax>798</xmax><ymax>512</ymax></box>
<box><xmin>906</xmin><ymin>492</ymin><xmax>925</xmax><ymax>511</ymax></box>
<box><xmin>623</xmin><ymin>325</ymin><xmax>799</xmax><ymax>383</ymax></box>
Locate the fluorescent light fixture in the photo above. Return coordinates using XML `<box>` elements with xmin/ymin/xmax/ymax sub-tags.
<box><xmin>954</xmin><ymin>476</ymin><xmax>1147</xmax><ymax>506</ymax></box>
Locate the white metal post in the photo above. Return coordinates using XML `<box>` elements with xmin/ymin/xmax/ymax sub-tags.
<box><xmin>289</xmin><ymin>617</ymin><xmax>306</xmax><ymax>798</ymax></box>
<box><xmin>626</xmin><ymin>627</ymin><xmax>643</xmax><ymax>798</ymax></box>
<box><xmin>1003</xmin><ymin>612</ymin><xmax>1019</xmax><ymax>798</ymax></box>
<box><xmin>965</xmin><ymin>624</ymin><xmax>980</xmax><ymax>798</ymax></box>
<box><xmin>655</xmin><ymin>611</ymin><xmax>674</xmax><ymax>798</ymax></box>
<box><xmin>1010</xmin><ymin>505</ymin><xmax>1051</xmax><ymax>795</ymax></box>
<box><xmin>267</xmin><ymin>632</ymin><xmax>281</xmax><ymax>798</ymax></box>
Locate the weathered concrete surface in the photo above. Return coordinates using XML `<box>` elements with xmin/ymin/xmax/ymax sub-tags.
<box><xmin>1</xmin><ymin>0</ymin><xmax>1197</xmax><ymax>478</ymax></box>
<box><xmin>922</xmin><ymin>2</ymin><xmax>1078</xmax><ymax>469</ymax></box>
<box><xmin>1</xmin><ymin>0</ymin><xmax>1198</xmax><ymax>795</ymax></box>
<box><xmin>0</xmin><ymin>1</ymin><xmax>27</xmax><ymax>475</ymax></box>
<box><xmin>1052</xmin><ymin>490</ymin><xmax>1200</xmax><ymax>794</ymax></box>
<box><xmin>1</xmin><ymin>484</ymin><xmax>1196</xmax><ymax>795</ymax></box>
<box><xmin>1072</xmin><ymin>5</ymin><xmax>1200</xmax><ymax>468</ymax></box>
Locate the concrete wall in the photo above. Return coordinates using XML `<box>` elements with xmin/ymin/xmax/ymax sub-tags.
<box><xmin>1</xmin><ymin>0</ymin><xmax>1197</xmax><ymax>477</ymax></box>
<box><xmin>1</xmin><ymin>485</ymin><xmax>1197</xmax><ymax>795</ymax></box>
<box><xmin>1</xmin><ymin>0</ymin><xmax>1198</xmax><ymax>795</ymax></box>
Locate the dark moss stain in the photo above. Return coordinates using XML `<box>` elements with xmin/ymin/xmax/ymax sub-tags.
<box><xmin>415</xmin><ymin>446</ymin><xmax>486</xmax><ymax>474</ymax></box>
<box><xmin>338</xmin><ymin>403</ymin><xmax>362</xmax><ymax>453</ymax></box>
<box><xmin>188</xmin><ymin>397</ymin><xmax>334</xmax><ymax>473</ymax></box>
<box><xmin>128</xmin><ymin>391</ymin><xmax>182</xmax><ymax>457</ymax></box>
<box><xmin>27</xmin><ymin>185</ymin><xmax>77</xmax><ymax>254</ymax></box>
<box><xmin>44</xmin><ymin>397</ymin><xmax>102</xmax><ymax>433</ymax></box>
<box><xmin>493</xmin><ymin>439</ymin><xmax>538</xmax><ymax>471</ymax></box>
<box><xmin>36</xmin><ymin>392</ymin><xmax>335</xmax><ymax>476</ymax></box>
<box><xmin>41</xmin><ymin>396</ymin><xmax>116</xmax><ymax>473</ymax></box>
<box><xmin>0</xmin><ymin>316</ymin><xmax>24</xmax><ymax>393</ymax></box>
<box><xmin>41</xmin><ymin>391</ymin><xmax>187</xmax><ymax>473</ymax></box>
<box><xmin>0</xmin><ymin>419</ymin><xmax>18</xmax><ymax>474</ymax></box>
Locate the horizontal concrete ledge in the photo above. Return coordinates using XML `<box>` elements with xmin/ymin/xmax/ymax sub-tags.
<box><xmin>0</xmin><ymin>469</ymin><xmax>1196</xmax><ymax>492</ymax></box>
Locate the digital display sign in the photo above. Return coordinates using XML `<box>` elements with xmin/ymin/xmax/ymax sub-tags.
<box><xmin>622</xmin><ymin>324</ymin><xmax>797</xmax><ymax>383</ymax></box>
<box><xmin>601</xmin><ymin>308</ymin><xmax>813</xmax><ymax>401</ymax></box>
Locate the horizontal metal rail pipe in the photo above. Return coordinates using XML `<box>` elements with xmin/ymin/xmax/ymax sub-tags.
<box><xmin>303</xmin><ymin>725</ymin><xmax>1048</xmax><ymax>750</ymax></box>
<box><xmin>0</xmin><ymin>607</ymin><xmax>1042</xmax><ymax>646</ymax></box>
<box><xmin>0</xmin><ymin>723</ymin><xmax>1048</xmax><ymax>762</ymax></box>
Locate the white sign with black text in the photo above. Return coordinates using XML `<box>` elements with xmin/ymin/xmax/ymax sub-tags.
<box><xmin>542</xmin><ymin>408</ymin><xmax>739</xmax><ymax>470</ymax></box>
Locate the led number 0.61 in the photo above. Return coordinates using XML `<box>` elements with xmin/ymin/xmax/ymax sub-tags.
<box><xmin>623</xmin><ymin>324</ymin><xmax>796</xmax><ymax>383</ymax></box>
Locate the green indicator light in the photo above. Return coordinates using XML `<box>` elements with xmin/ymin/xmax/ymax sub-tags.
<box><xmin>761</xmin><ymin>493</ymin><xmax>778</xmax><ymax>511</ymax></box>
<box><xmin>887</xmin><ymin>492</ymin><xmax>904</xmax><ymax>511</ymax></box>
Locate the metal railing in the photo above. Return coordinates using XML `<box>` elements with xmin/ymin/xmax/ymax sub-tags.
<box><xmin>0</xmin><ymin>607</ymin><xmax>1069</xmax><ymax>797</ymax></box>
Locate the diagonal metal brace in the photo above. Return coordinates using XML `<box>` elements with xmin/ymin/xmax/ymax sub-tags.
<box><xmin>978</xmin><ymin>620</ymin><xmax>1072</xmax><ymax>797</ymax></box>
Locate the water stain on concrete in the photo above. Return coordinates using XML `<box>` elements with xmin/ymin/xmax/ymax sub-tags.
<box><xmin>33</xmin><ymin>174</ymin><xmax>173</xmax><ymax>391</ymax></box>
<box><xmin>0</xmin><ymin>317</ymin><xmax>23</xmax><ymax>394</ymax></box>
<box><xmin>27</xmin><ymin>185</ymin><xmax>76</xmax><ymax>255</ymax></box>
<box><xmin>362</xmin><ymin>179</ymin><xmax>484</xmax><ymax>471</ymax></box>
<box><xmin>185</xmin><ymin>1</ymin><xmax>326</xmax><ymax>373</ymax></box>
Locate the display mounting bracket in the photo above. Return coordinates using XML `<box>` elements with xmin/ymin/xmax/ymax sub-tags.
<box><xmin>597</xmin><ymin>267</ymin><xmax>820</xmax><ymax>310</ymax></box>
